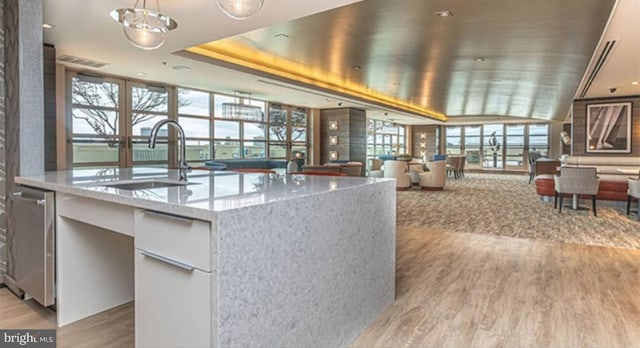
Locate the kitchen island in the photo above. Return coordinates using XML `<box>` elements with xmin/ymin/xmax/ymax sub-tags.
<box><xmin>16</xmin><ymin>168</ymin><xmax>396</xmax><ymax>348</ymax></box>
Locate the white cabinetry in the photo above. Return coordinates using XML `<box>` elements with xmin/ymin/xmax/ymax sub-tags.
<box><xmin>134</xmin><ymin>209</ymin><xmax>212</xmax><ymax>348</ymax></box>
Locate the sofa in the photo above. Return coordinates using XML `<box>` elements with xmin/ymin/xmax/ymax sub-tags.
<box><xmin>203</xmin><ymin>159</ymin><xmax>287</xmax><ymax>171</ymax></box>
<box><xmin>533</xmin><ymin>156</ymin><xmax>640</xmax><ymax>201</ymax></box>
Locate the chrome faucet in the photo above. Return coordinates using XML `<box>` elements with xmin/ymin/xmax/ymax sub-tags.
<box><xmin>148</xmin><ymin>119</ymin><xmax>190</xmax><ymax>181</ymax></box>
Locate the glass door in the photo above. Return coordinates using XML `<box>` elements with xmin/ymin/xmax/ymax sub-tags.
<box><xmin>267</xmin><ymin>104</ymin><xmax>308</xmax><ymax>160</ymax></box>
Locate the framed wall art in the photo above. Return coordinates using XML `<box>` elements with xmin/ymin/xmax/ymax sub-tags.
<box><xmin>586</xmin><ymin>102</ymin><xmax>632</xmax><ymax>153</ymax></box>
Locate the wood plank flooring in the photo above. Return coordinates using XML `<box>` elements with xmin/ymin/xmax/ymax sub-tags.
<box><xmin>2</xmin><ymin>226</ymin><xmax>640</xmax><ymax>347</ymax></box>
<box><xmin>0</xmin><ymin>290</ymin><xmax>133</xmax><ymax>348</ymax></box>
<box><xmin>350</xmin><ymin>226</ymin><xmax>640</xmax><ymax>348</ymax></box>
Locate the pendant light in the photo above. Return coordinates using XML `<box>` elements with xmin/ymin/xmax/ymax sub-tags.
<box><xmin>216</xmin><ymin>0</ymin><xmax>264</xmax><ymax>20</ymax></box>
<box><xmin>111</xmin><ymin>0</ymin><xmax>177</xmax><ymax>50</ymax></box>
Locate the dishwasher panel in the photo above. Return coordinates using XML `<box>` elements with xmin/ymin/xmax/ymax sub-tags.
<box><xmin>12</xmin><ymin>186</ymin><xmax>56</xmax><ymax>307</ymax></box>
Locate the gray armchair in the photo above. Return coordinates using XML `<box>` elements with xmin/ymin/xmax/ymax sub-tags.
<box><xmin>554</xmin><ymin>167</ymin><xmax>599</xmax><ymax>216</ymax></box>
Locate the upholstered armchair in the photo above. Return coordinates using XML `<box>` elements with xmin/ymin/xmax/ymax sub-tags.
<box><xmin>554</xmin><ymin>167</ymin><xmax>599</xmax><ymax>216</ymax></box>
<box><xmin>367</xmin><ymin>158</ymin><xmax>384</xmax><ymax>178</ymax></box>
<box><xmin>627</xmin><ymin>178</ymin><xmax>640</xmax><ymax>216</ymax></box>
<box><xmin>383</xmin><ymin>160</ymin><xmax>411</xmax><ymax>190</ymax></box>
<box><xmin>419</xmin><ymin>160</ymin><xmax>446</xmax><ymax>190</ymax></box>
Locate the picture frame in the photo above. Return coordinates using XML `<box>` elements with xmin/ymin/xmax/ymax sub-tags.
<box><xmin>586</xmin><ymin>102</ymin><xmax>632</xmax><ymax>153</ymax></box>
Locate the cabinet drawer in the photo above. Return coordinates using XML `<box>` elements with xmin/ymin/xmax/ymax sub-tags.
<box><xmin>57</xmin><ymin>194</ymin><xmax>134</xmax><ymax>236</ymax></box>
<box><xmin>134</xmin><ymin>209</ymin><xmax>211</xmax><ymax>272</ymax></box>
<box><xmin>135</xmin><ymin>249</ymin><xmax>211</xmax><ymax>348</ymax></box>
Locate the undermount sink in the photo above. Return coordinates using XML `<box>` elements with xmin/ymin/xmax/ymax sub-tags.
<box><xmin>101</xmin><ymin>180</ymin><xmax>195</xmax><ymax>190</ymax></box>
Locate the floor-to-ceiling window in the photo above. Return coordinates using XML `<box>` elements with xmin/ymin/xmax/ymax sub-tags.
<box><xmin>66</xmin><ymin>72</ymin><xmax>308</xmax><ymax>168</ymax></box>
<box><xmin>445</xmin><ymin>126</ymin><xmax>462</xmax><ymax>155</ymax></box>
<box><xmin>444</xmin><ymin>123</ymin><xmax>550</xmax><ymax>170</ymax></box>
<box><xmin>505</xmin><ymin>124</ymin><xmax>525</xmax><ymax>169</ymax></box>
<box><xmin>464</xmin><ymin>126</ymin><xmax>481</xmax><ymax>168</ymax></box>
<box><xmin>366</xmin><ymin>119</ymin><xmax>407</xmax><ymax>159</ymax></box>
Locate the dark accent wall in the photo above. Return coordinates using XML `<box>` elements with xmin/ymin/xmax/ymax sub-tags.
<box><xmin>44</xmin><ymin>44</ymin><xmax>56</xmax><ymax>171</ymax></box>
<box><xmin>319</xmin><ymin>108</ymin><xmax>366</xmax><ymax>168</ymax></box>
<box><xmin>572</xmin><ymin>96</ymin><xmax>640</xmax><ymax>156</ymax></box>
<box><xmin>411</xmin><ymin>125</ymin><xmax>439</xmax><ymax>160</ymax></box>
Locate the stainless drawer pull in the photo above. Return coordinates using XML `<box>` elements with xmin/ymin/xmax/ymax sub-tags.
<box><xmin>141</xmin><ymin>250</ymin><xmax>195</xmax><ymax>272</ymax></box>
<box><xmin>12</xmin><ymin>193</ymin><xmax>46</xmax><ymax>206</ymax></box>
<box><xmin>142</xmin><ymin>209</ymin><xmax>193</xmax><ymax>224</ymax></box>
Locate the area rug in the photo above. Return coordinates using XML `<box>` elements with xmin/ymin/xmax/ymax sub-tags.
<box><xmin>397</xmin><ymin>173</ymin><xmax>640</xmax><ymax>250</ymax></box>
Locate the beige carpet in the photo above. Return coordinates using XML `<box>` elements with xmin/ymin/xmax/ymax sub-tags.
<box><xmin>397</xmin><ymin>173</ymin><xmax>640</xmax><ymax>250</ymax></box>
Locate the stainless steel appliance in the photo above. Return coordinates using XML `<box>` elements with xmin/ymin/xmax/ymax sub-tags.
<box><xmin>6</xmin><ymin>186</ymin><xmax>55</xmax><ymax>307</ymax></box>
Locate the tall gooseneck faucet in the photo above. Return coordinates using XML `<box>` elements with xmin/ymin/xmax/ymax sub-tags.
<box><xmin>148</xmin><ymin>119</ymin><xmax>189</xmax><ymax>181</ymax></box>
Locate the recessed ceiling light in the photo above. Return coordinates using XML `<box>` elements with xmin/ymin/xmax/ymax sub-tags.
<box><xmin>172</xmin><ymin>65</ymin><xmax>191</xmax><ymax>71</ymax></box>
<box><xmin>42</xmin><ymin>23</ymin><xmax>55</xmax><ymax>29</ymax></box>
<box><xmin>474</xmin><ymin>57</ymin><xmax>486</xmax><ymax>62</ymax></box>
<box><xmin>136</xmin><ymin>72</ymin><xmax>146</xmax><ymax>76</ymax></box>
<box><xmin>434</xmin><ymin>10</ymin><xmax>453</xmax><ymax>17</ymax></box>
<box><xmin>632</xmin><ymin>81</ymin><xmax>639</xmax><ymax>85</ymax></box>
<box><xmin>274</xmin><ymin>33</ymin><xmax>289</xmax><ymax>39</ymax></box>
<box><xmin>352</xmin><ymin>65</ymin><xmax>362</xmax><ymax>70</ymax></box>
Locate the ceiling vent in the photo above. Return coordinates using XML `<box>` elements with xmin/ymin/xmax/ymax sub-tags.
<box><xmin>57</xmin><ymin>55</ymin><xmax>109</xmax><ymax>69</ymax></box>
<box><xmin>577</xmin><ymin>40</ymin><xmax>616</xmax><ymax>99</ymax></box>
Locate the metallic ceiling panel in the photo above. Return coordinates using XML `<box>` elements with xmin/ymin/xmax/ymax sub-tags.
<box><xmin>191</xmin><ymin>0</ymin><xmax>615</xmax><ymax>121</ymax></box>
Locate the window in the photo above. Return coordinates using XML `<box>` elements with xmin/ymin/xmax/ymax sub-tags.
<box><xmin>483</xmin><ymin>124</ymin><xmax>503</xmax><ymax>168</ymax></box>
<box><xmin>366</xmin><ymin>119</ymin><xmax>406</xmax><ymax>159</ymax></box>
<box><xmin>464</xmin><ymin>126</ymin><xmax>481</xmax><ymax>167</ymax></box>
<box><xmin>528</xmin><ymin>124</ymin><xmax>549</xmax><ymax>157</ymax></box>
<box><xmin>445</xmin><ymin>127</ymin><xmax>461</xmax><ymax>155</ymax></box>
<box><xmin>505</xmin><ymin>125</ymin><xmax>525</xmax><ymax>168</ymax></box>
<box><xmin>130</xmin><ymin>85</ymin><xmax>170</xmax><ymax>165</ymax></box>
<box><xmin>69</xmin><ymin>75</ymin><xmax>124</xmax><ymax>167</ymax></box>
<box><xmin>178</xmin><ymin>89</ymin><xmax>212</xmax><ymax>166</ymax></box>
<box><xmin>66</xmin><ymin>72</ymin><xmax>308</xmax><ymax>169</ymax></box>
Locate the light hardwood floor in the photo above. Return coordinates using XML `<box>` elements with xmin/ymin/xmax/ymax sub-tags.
<box><xmin>0</xmin><ymin>290</ymin><xmax>133</xmax><ymax>348</ymax></box>
<box><xmin>351</xmin><ymin>227</ymin><xmax>640</xmax><ymax>348</ymax></box>
<box><xmin>2</xmin><ymin>226</ymin><xmax>640</xmax><ymax>348</ymax></box>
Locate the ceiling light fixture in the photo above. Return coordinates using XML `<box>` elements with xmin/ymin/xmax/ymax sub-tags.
<box><xmin>632</xmin><ymin>81</ymin><xmax>639</xmax><ymax>85</ymax></box>
<box><xmin>216</xmin><ymin>0</ymin><xmax>264</xmax><ymax>20</ymax></box>
<box><xmin>42</xmin><ymin>23</ymin><xmax>55</xmax><ymax>29</ymax></box>
<box><xmin>274</xmin><ymin>33</ymin><xmax>289</xmax><ymax>39</ymax></box>
<box><xmin>222</xmin><ymin>91</ymin><xmax>263</xmax><ymax>121</ymax></box>
<box><xmin>352</xmin><ymin>65</ymin><xmax>362</xmax><ymax>71</ymax></box>
<box><xmin>110</xmin><ymin>0</ymin><xmax>177</xmax><ymax>50</ymax></box>
<box><xmin>434</xmin><ymin>10</ymin><xmax>453</xmax><ymax>17</ymax></box>
<box><xmin>474</xmin><ymin>57</ymin><xmax>486</xmax><ymax>62</ymax></box>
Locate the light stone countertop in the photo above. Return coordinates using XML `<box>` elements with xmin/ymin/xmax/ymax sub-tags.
<box><xmin>16</xmin><ymin>167</ymin><xmax>394</xmax><ymax>220</ymax></box>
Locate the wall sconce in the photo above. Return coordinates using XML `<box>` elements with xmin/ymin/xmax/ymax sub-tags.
<box><xmin>560</xmin><ymin>131</ymin><xmax>571</xmax><ymax>145</ymax></box>
<box><xmin>329</xmin><ymin>120</ymin><xmax>339</xmax><ymax>131</ymax></box>
<box><xmin>329</xmin><ymin>136</ymin><xmax>339</xmax><ymax>146</ymax></box>
<box><xmin>329</xmin><ymin>151</ymin><xmax>339</xmax><ymax>160</ymax></box>
<box><xmin>420</xmin><ymin>133</ymin><xmax>426</xmax><ymax>140</ymax></box>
